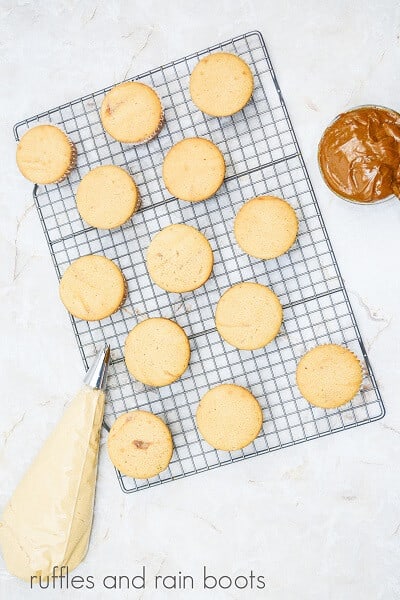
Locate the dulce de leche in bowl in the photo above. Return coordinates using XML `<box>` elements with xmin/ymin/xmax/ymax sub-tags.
<box><xmin>318</xmin><ymin>106</ymin><xmax>400</xmax><ymax>203</ymax></box>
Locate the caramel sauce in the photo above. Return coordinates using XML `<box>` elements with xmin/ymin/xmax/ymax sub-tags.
<box><xmin>318</xmin><ymin>106</ymin><xmax>400</xmax><ymax>202</ymax></box>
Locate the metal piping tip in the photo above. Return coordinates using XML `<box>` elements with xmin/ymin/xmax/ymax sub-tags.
<box><xmin>84</xmin><ymin>344</ymin><xmax>111</xmax><ymax>390</ymax></box>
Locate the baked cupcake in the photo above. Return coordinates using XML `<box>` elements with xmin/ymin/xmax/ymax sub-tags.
<box><xmin>59</xmin><ymin>255</ymin><xmax>126</xmax><ymax>321</ymax></box>
<box><xmin>196</xmin><ymin>384</ymin><xmax>263</xmax><ymax>451</ymax></box>
<box><xmin>16</xmin><ymin>124</ymin><xmax>76</xmax><ymax>184</ymax></box>
<box><xmin>147</xmin><ymin>223</ymin><xmax>214</xmax><ymax>293</ymax></box>
<box><xmin>215</xmin><ymin>282</ymin><xmax>283</xmax><ymax>350</ymax></box>
<box><xmin>162</xmin><ymin>137</ymin><xmax>225</xmax><ymax>202</ymax></box>
<box><xmin>76</xmin><ymin>165</ymin><xmax>139</xmax><ymax>229</ymax></box>
<box><xmin>100</xmin><ymin>81</ymin><xmax>163</xmax><ymax>144</ymax></box>
<box><xmin>234</xmin><ymin>196</ymin><xmax>298</xmax><ymax>260</ymax></box>
<box><xmin>108</xmin><ymin>410</ymin><xmax>173</xmax><ymax>479</ymax></box>
<box><xmin>296</xmin><ymin>344</ymin><xmax>363</xmax><ymax>409</ymax></box>
<box><xmin>124</xmin><ymin>317</ymin><xmax>190</xmax><ymax>387</ymax></box>
<box><xmin>190</xmin><ymin>52</ymin><xmax>254</xmax><ymax>117</ymax></box>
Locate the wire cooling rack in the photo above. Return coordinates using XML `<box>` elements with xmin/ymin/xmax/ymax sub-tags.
<box><xmin>14</xmin><ymin>30</ymin><xmax>384</xmax><ymax>493</ymax></box>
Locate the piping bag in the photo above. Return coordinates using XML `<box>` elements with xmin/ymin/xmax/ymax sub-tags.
<box><xmin>0</xmin><ymin>344</ymin><xmax>110</xmax><ymax>583</ymax></box>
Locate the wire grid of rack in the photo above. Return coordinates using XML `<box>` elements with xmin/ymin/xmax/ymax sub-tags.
<box><xmin>14</xmin><ymin>31</ymin><xmax>384</xmax><ymax>494</ymax></box>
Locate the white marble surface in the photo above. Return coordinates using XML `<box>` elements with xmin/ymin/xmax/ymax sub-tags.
<box><xmin>1</xmin><ymin>1</ymin><xmax>400</xmax><ymax>598</ymax></box>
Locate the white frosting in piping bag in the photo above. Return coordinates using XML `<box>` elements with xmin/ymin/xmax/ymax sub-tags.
<box><xmin>0</xmin><ymin>385</ymin><xmax>105</xmax><ymax>582</ymax></box>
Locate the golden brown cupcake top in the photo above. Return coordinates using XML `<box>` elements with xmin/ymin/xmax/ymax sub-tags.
<box><xmin>108</xmin><ymin>410</ymin><xmax>173</xmax><ymax>479</ymax></box>
<box><xmin>124</xmin><ymin>318</ymin><xmax>190</xmax><ymax>387</ymax></box>
<box><xmin>296</xmin><ymin>344</ymin><xmax>363</xmax><ymax>409</ymax></box>
<box><xmin>190</xmin><ymin>52</ymin><xmax>254</xmax><ymax>117</ymax></box>
<box><xmin>162</xmin><ymin>137</ymin><xmax>225</xmax><ymax>202</ymax></box>
<box><xmin>59</xmin><ymin>255</ymin><xmax>126</xmax><ymax>321</ymax></box>
<box><xmin>147</xmin><ymin>224</ymin><xmax>213</xmax><ymax>293</ymax></box>
<box><xmin>234</xmin><ymin>196</ymin><xmax>298</xmax><ymax>260</ymax></box>
<box><xmin>76</xmin><ymin>165</ymin><xmax>139</xmax><ymax>229</ymax></box>
<box><xmin>196</xmin><ymin>384</ymin><xmax>263</xmax><ymax>451</ymax></box>
<box><xmin>16</xmin><ymin>124</ymin><xmax>75</xmax><ymax>184</ymax></box>
<box><xmin>100</xmin><ymin>81</ymin><xmax>163</xmax><ymax>144</ymax></box>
